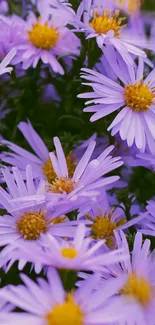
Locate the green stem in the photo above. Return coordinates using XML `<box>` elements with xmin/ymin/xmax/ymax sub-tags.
<box><xmin>58</xmin><ymin>269</ymin><xmax>78</xmax><ymax>291</ymax></box>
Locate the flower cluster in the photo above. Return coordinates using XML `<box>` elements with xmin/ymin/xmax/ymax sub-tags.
<box><xmin>1</xmin><ymin>1</ymin><xmax>155</xmax><ymax>325</ymax></box>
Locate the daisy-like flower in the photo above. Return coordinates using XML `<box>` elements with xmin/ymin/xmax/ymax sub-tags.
<box><xmin>78</xmin><ymin>191</ymin><xmax>126</xmax><ymax>248</ymax></box>
<box><xmin>0</xmin><ymin>120</ymin><xmax>76</xmax><ymax>183</ymax></box>
<box><xmin>103</xmin><ymin>230</ymin><xmax>155</xmax><ymax>325</ymax></box>
<box><xmin>18</xmin><ymin>7</ymin><xmax>80</xmax><ymax>73</ymax></box>
<box><xmin>79</xmin><ymin>57</ymin><xmax>155</xmax><ymax>154</ymax></box>
<box><xmin>45</xmin><ymin>136</ymin><xmax>123</xmax><ymax>206</ymax></box>
<box><xmin>0</xmin><ymin>268</ymin><xmax>130</xmax><ymax>325</ymax></box>
<box><xmin>14</xmin><ymin>223</ymin><xmax>127</xmax><ymax>272</ymax></box>
<box><xmin>73</xmin><ymin>0</ymin><xmax>153</xmax><ymax>66</ymax></box>
<box><xmin>0</xmin><ymin>49</ymin><xmax>16</xmax><ymax>75</ymax></box>
<box><xmin>0</xmin><ymin>165</ymin><xmax>79</xmax><ymax>272</ymax></box>
<box><xmin>78</xmin><ymin>190</ymin><xmax>145</xmax><ymax>248</ymax></box>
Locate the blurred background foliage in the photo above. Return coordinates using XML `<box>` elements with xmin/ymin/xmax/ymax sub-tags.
<box><xmin>142</xmin><ymin>0</ymin><xmax>155</xmax><ymax>10</ymax></box>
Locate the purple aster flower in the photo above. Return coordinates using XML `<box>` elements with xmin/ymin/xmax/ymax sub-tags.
<box><xmin>78</xmin><ymin>230</ymin><xmax>155</xmax><ymax>324</ymax></box>
<box><xmin>102</xmin><ymin>230</ymin><xmax>155</xmax><ymax>325</ymax></box>
<box><xmin>13</xmin><ymin>223</ymin><xmax>127</xmax><ymax>272</ymax></box>
<box><xmin>79</xmin><ymin>58</ymin><xmax>155</xmax><ymax>154</ymax></box>
<box><xmin>0</xmin><ymin>49</ymin><xmax>16</xmax><ymax>75</ymax></box>
<box><xmin>0</xmin><ymin>165</ymin><xmax>80</xmax><ymax>272</ymax></box>
<box><xmin>45</xmin><ymin>136</ymin><xmax>123</xmax><ymax>205</ymax></box>
<box><xmin>77</xmin><ymin>189</ymin><xmax>145</xmax><ymax>248</ymax></box>
<box><xmin>73</xmin><ymin>0</ymin><xmax>153</xmax><ymax>66</ymax></box>
<box><xmin>17</xmin><ymin>7</ymin><xmax>80</xmax><ymax>73</ymax></box>
<box><xmin>0</xmin><ymin>120</ymin><xmax>77</xmax><ymax>182</ymax></box>
<box><xmin>0</xmin><ymin>269</ymin><xmax>130</xmax><ymax>325</ymax></box>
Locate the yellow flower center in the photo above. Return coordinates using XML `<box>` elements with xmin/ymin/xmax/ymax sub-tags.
<box><xmin>88</xmin><ymin>213</ymin><xmax>126</xmax><ymax>247</ymax></box>
<box><xmin>49</xmin><ymin>177</ymin><xmax>75</xmax><ymax>194</ymax></box>
<box><xmin>89</xmin><ymin>10</ymin><xmax>124</xmax><ymax>36</ymax></box>
<box><xmin>46</xmin><ymin>294</ymin><xmax>83</xmax><ymax>325</ymax></box>
<box><xmin>61</xmin><ymin>247</ymin><xmax>78</xmax><ymax>259</ymax></box>
<box><xmin>120</xmin><ymin>272</ymin><xmax>152</xmax><ymax>306</ymax></box>
<box><xmin>16</xmin><ymin>211</ymin><xmax>49</xmax><ymax>240</ymax></box>
<box><xmin>28</xmin><ymin>20</ymin><xmax>58</xmax><ymax>50</ymax></box>
<box><xmin>42</xmin><ymin>153</ymin><xmax>76</xmax><ymax>184</ymax></box>
<box><xmin>124</xmin><ymin>82</ymin><xmax>154</xmax><ymax>112</ymax></box>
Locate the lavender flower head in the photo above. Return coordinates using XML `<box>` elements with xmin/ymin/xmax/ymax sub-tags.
<box><xmin>46</xmin><ymin>136</ymin><xmax>123</xmax><ymax>206</ymax></box>
<box><xmin>102</xmin><ymin>230</ymin><xmax>155</xmax><ymax>325</ymax></box>
<box><xmin>0</xmin><ymin>269</ymin><xmax>130</xmax><ymax>325</ymax></box>
<box><xmin>13</xmin><ymin>223</ymin><xmax>127</xmax><ymax>272</ymax></box>
<box><xmin>79</xmin><ymin>57</ymin><xmax>155</xmax><ymax>154</ymax></box>
<box><xmin>72</xmin><ymin>0</ymin><xmax>153</xmax><ymax>66</ymax></box>
<box><xmin>17</xmin><ymin>4</ymin><xmax>80</xmax><ymax>72</ymax></box>
<box><xmin>0</xmin><ymin>121</ymin><xmax>123</xmax><ymax>204</ymax></box>
<box><xmin>0</xmin><ymin>165</ymin><xmax>80</xmax><ymax>272</ymax></box>
<box><xmin>77</xmin><ymin>189</ymin><xmax>144</xmax><ymax>248</ymax></box>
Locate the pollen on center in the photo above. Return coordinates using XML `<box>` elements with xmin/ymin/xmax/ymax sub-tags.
<box><xmin>120</xmin><ymin>272</ymin><xmax>152</xmax><ymax>306</ymax></box>
<box><xmin>124</xmin><ymin>81</ymin><xmax>154</xmax><ymax>112</ymax></box>
<box><xmin>88</xmin><ymin>212</ymin><xmax>126</xmax><ymax>247</ymax></box>
<box><xmin>61</xmin><ymin>247</ymin><xmax>78</xmax><ymax>259</ymax></box>
<box><xmin>42</xmin><ymin>152</ymin><xmax>76</xmax><ymax>184</ymax></box>
<box><xmin>28</xmin><ymin>20</ymin><xmax>58</xmax><ymax>50</ymax></box>
<box><xmin>49</xmin><ymin>177</ymin><xmax>75</xmax><ymax>194</ymax></box>
<box><xmin>46</xmin><ymin>294</ymin><xmax>83</xmax><ymax>325</ymax></box>
<box><xmin>16</xmin><ymin>211</ymin><xmax>49</xmax><ymax>240</ymax></box>
<box><xmin>89</xmin><ymin>10</ymin><xmax>125</xmax><ymax>36</ymax></box>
